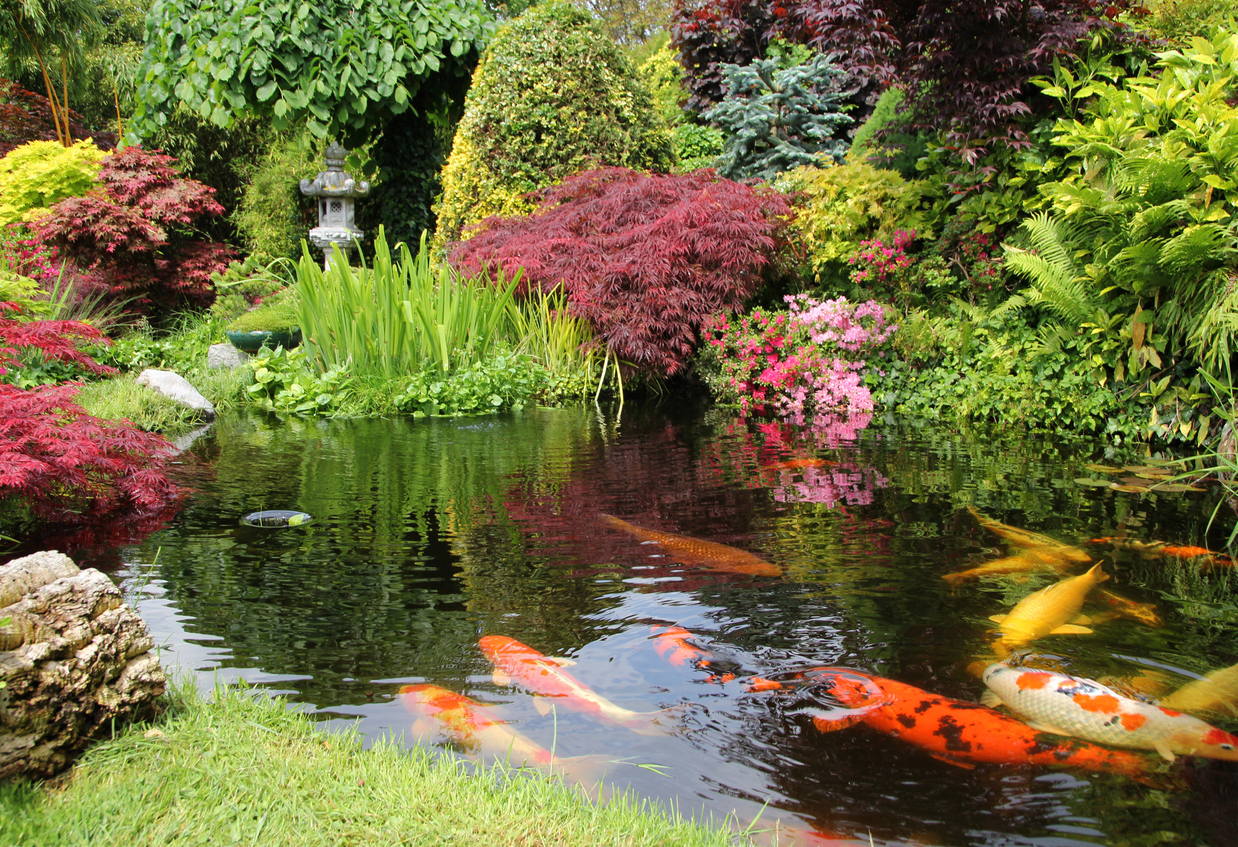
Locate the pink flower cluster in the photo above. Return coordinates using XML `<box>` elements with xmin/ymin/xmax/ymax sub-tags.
<box><xmin>700</xmin><ymin>295</ymin><xmax>896</xmax><ymax>426</ymax></box>
<box><xmin>1</xmin><ymin>223</ymin><xmax>61</xmax><ymax>286</ymax></box>
<box><xmin>848</xmin><ymin>229</ymin><xmax>915</xmax><ymax>290</ymax></box>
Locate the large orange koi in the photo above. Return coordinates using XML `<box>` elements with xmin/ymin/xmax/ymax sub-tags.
<box><xmin>599</xmin><ymin>514</ymin><xmax>782</xmax><ymax>577</ymax></box>
<box><xmin>398</xmin><ymin>683</ymin><xmax>556</xmax><ymax>766</ymax></box>
<box><xmin>749</xmin><ymin>667</ymin><xmax>1155</xmax><ymax>779</ymax></box>
<box><xmin>982</xmin><ymin>663</ymin><xmax>1238</xmax><ymax>762</ymax></box>
<box><xmin>480</xmin><ymin>635</ymin><xmax>670</xmax><ymax>734</ymax></box>
<box><xmin>649</xmin><ymin>624</ymin><xmax>736</xmax><ymax>683</ymax></box>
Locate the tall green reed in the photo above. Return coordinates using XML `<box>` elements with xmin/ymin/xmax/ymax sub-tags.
<box><xmin>294</xmin><ymin>228</ymin><xmax>521</xmax><ymax>380</ymax></box>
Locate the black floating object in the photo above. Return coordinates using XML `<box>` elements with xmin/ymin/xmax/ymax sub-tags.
<box><xmin>241</xmin><ymin>510</ymin><xmax>313</xmax><ymax>528</ymax></box>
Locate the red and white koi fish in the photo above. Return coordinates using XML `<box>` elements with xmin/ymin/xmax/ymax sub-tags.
<box><xmin>748</xmin><ymin>667</ymin><xmax>1156</xmax><ymax>780</ymax></box>
<box><xmin>480</xmin><ymin>635</ymin><xmax>671</xmax><ymax>734</ymax></box>
<box><xmin>398</xmin><ymin>683</ymin><xmax>556</xmax><ymax>766</ymax></box>
<box><xmin>982</xmin><ymin>662</ymin><xmax>1238</xmax><ymax>762</ymax></box>
<box><xmin>599</xmin><ymin>514</ymin><xmax>782</xmax><ymax>577</ymax></box>
<box><xmin>649</xmin><ymin>624</ymin><xmax>736</xmax><ymax>683</ymax></box>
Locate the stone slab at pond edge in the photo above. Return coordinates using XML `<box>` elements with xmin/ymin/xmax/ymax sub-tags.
<box><xmin>0</xmin><ymin>551</ymin><xmax>167</xmax><ymax>781</ymax></box>
<box><xmin>137</xmin><ymin>369</ymin><xmax>216</xmax><ymax>418</ymax></box>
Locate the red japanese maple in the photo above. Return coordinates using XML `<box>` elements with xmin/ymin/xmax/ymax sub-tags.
<box><xmin>0</xmin><ymin>303</ymin><xmax>177</xmax><ymax>526</ymax></box>
<box><xmin>33</xmin><ymin>146</ymin><xmax>235</xmax><ymax>317</ymax></box>
<box><xmin>449</xmin><ymin>168</ymin><xmax>793</xmax><ymax>377</ymax></box>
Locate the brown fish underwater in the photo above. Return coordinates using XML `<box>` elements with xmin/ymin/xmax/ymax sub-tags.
<box><xmin>599</xmin><ymin>514</ymin><xmax>782</xmax><ymax>577</ymax></box>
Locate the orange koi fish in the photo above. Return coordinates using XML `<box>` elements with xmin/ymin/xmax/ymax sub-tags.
<box><xmin>1088</xmin><ymin>537</ymin><xmax>1236</xmax><ymax>570</ymax></box>
<box><xmin>480</xmin><ymin>635</ymin><xmax>670</xmax><ymax>734</ymax></box>
<box><xmin>1092</xmin><ymin>588</ymin><xmax>1162</xmax><ymax>627</ymax></box>
<box><xmin>750</xmin><ymin>667</ymin><xmax>1155</xmax><ymax>779</ymax></box>
<box><xmin>599</xmin><ymin>514</ymin><xmax>782</xmax><ymax>577</ymax></box>
<box><xmin>1159</xmin><ymin>661</ymin><xmax>1238</xmax><ymax>719</ymax></box>
<box><xmin>988</xmin><ymin>563</ymin><xmax>1108</xmax><ymax>658</ymax></box>
<box><xmin>942</xmin><ymin>547</ymin><xmax>1076</xmax><ymax>585</ymax></box>
<box><xmin>649</xmin><ymin>625</ymin><xmax>736</xmax><ymax>683</ymax></box>
<box><xmin>398</xmin><ymin>683</ymin><xmax>556</xmax><ymax>766</ymax></box>
<box><xmin>766</xmin><ymin>457</ymin><xmax>838</xmax><ymax>471</ymax></box>
<box><xmin>967</xmin><ymin>507</ymin><xmax>1091</xmax><ymax>562</ymax></box>
<box><xmin>982</xmin><ymin>663</ymin><xmax>1238</xmax><ymax>762</ymax></box>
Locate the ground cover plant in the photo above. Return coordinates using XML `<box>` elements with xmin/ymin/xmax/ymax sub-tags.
<box><xmin>451</xmin><ymin>167</ymin><xmax>793</xmax><ymax>379</ymax></box>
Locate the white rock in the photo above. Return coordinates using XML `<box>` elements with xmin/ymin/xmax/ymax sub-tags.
<box><xmin>136</xmin><ymin>369</ymin><xmax>216</xmax><ymax>419</ymax></box>
<box><xmin>207</xmin><ymin>342</ymin><xmax>249</xmax><ymax>370</ymax></box>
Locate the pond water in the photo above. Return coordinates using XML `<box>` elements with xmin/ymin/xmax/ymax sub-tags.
<box><xmin>68</xmin><ymin>404</ymin><xmax>1238</xmax><ymax>846</ymax></box>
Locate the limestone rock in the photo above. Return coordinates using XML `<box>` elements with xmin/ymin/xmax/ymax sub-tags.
<box><xmin>0</xmin><ymin>551</ymin><xmax>166</xmax><ymax>781</ymax></box>
<box><xmin>207</xmin><ymin>342</ymin><xmax>249</xmax><ymax>370</ymax></box>
<box><xmin>137</xmin><ymin>369</ymin><xmax>216</xmax><ymax>418</ymax></box>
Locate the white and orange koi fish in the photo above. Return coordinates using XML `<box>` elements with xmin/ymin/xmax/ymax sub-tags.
<box><xmin>480</xmin><ymin>635</ymin><xmax>671</xmax><ymax>734</ymax></box>
<box><xmin>399</xmin><ymin>683</ymin><xmax>557</xmax><ymax>766</ymax></box>
<box><xmin>983</xmin><ymin>662</ymin><xmax>1238</xmax><ymax>762</ymax></box>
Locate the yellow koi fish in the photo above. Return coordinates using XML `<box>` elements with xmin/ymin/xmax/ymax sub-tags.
<box><xmin>983</xmin><ymin>663</ymin><xmax>1238</xmax><ymax>762</ymax></box>
<box><xmin>988</xmin><ymin>563</ymin><xmax>1108</xmax><ymax>658</ymax></box>
<box><xmin>480</xmin><ymin>635</ymin><xmax>671</xmax><ymax>735</ymax></box>
<box><xmin>1160</xmin><ymin>661</ymin><xmax>1238</xmax><ymax>719</ymax></box>
<box><xmin>1092</xmin><ymin>588</ymin><xmax>1162</xmax><ymax>627</ymax></box>
<box><xmin>942</xmin><ymin>547</ymin><xmax>1076</xmax><ymax>585</ymax></box>
<box><xmin>967</xmin><ymin>506</ymin><xmax>1091</xmax><ymax>562</ymax></box>
<box><xmin>599</xmin><ymin>514</ymin><xmax>781</xmax><ymax>577</ymax></box>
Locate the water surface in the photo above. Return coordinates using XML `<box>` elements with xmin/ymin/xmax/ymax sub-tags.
<box><xmin>72</xmin><ymin>404</ymin><xmax>1238</xmax><ymax>846</ymax></box>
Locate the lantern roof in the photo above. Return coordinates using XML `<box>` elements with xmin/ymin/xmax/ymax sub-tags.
<box><xmin>300</xmin><ymin>142</ymin><xmax>371</xmax><ymax>198</ymax></box>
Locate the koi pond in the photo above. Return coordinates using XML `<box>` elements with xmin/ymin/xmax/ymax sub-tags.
<box><xmin>63</xmin><ymin>404</ymin><xmax>1238</xmax><ymax>846</ymax></box>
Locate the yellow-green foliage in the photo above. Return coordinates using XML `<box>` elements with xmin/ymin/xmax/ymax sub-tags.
<box><xmin>0</xmin><ymin>140</ymin><xmax>107</xmax><ymax>225</ymax></box>
<box><xmin>0</xmin><ymin>271</ymin><xmax>44</xmax><ymax>314</ymax></box>
<box><xmin>433</xmin><ymin>3</ymin><xmax>673</xmax><ymax>249</ymax></box>
<box><xmin>1142</xmin><ymin>0</ymin><xmax>1236</xmax><ymax>43</ymax></box>
<box><xmin>777</xmin><ymin>162</ymin><xmax>929</xmax><ymax>287</ymax></box>
<box><xmin>638</xmin><ymin>43</ymin><xmax>687</xmax><ymax>129</ymax></box>
<box><xmin>233</xmin><ymin>129</ymin><xmax>322</xmax><ymax>260</ymax></box>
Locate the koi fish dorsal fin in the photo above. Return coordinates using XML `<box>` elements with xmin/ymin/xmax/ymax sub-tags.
<box><xmin>1071</xmin><ymin>614</ymin><xmax>1093</xmax><ymax>625</ymax></box>
<box><xmin>1049</xmin><ymin>623</ymin><xmax>1093</xmax><ymax>635</ymax></box>
<box><xmin>989</xmin><ymin>614</ymin><xmax>1008</xmax><ymax>624</ymax></box>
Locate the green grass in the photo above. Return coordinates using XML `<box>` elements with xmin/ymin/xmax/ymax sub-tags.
<box><xmin>74</xmin><ymin>378</ymin><xmax>210</xmax><ymax>435</ymax></box>
<box><xmin>0</xmin><ymin>685</ymin><xmax>747</xmax><ymax>847</ymax></box>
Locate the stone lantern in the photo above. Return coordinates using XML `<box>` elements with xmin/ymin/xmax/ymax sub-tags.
<box><xmin>300</xmin><ymin>141</ymin><xmax>371</xmax><ymax>270</ymax></box>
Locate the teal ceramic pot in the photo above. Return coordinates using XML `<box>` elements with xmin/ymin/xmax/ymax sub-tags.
<box><xmin>225</xmin><ymin>328</ymin><xmax>302</xmax><ymax>354</ymax></box>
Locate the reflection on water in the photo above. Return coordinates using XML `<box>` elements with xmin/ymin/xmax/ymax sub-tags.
<box><xmin>68</xmin><ymin>404</ymin><xmax>1238</xmax><ymax>846</ymax></box>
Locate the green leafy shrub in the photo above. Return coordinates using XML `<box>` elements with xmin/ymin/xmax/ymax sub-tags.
<box><xmin>245</xmin><ymin>345</ymin><xmax>346</xmax><ymax>414</ymax></box>
<box><xmin>366</xmin><ymin>106</ymin><xmax>455</xmax><ymax>251</ymax></box>
<box><xmin>1142</xmin><ymin>0</ymin><xmax>1237</xmax><ymax>43</ymax></box>
<box><xmin>1006</xmin><ymin>29</ymin><xmax>1238</xmax><ymax>405</ymax></box>
<box><xmin>703</xmin><ymin>53</ymin><xmax>852</xmax><ymax>182</ymax></box>
<box><xmin>847</xmin><ymin>87</ymin><xmax>926</xmax><ymax>179</ymax></box>
<box><xmin>0</xmin><ymin>140</ymin><xmax>107</xmax><ymax>224</ymax></box>
<box><xmin>671</xmin><ymin>124</ymin><xmax>724</xmax><ymax>172</ymax></box>
<box><xmin>776</xmin><ymin>162</ymin><xmax>929</xmax><ymax>289</ymax></box>
<box><xmin>637</xmin><ymin>42</ymin><xmax>687</xmax><ymax>129</ymax></box>
<box><xmin>433</xmin><ymin>2</ymin><xmax>673</xmax><ymax>247</ymax></box>
<box><xmin>233</xmin><ymin>130</ymin><xmax>322</xmax><ymax>261</ymax></box>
